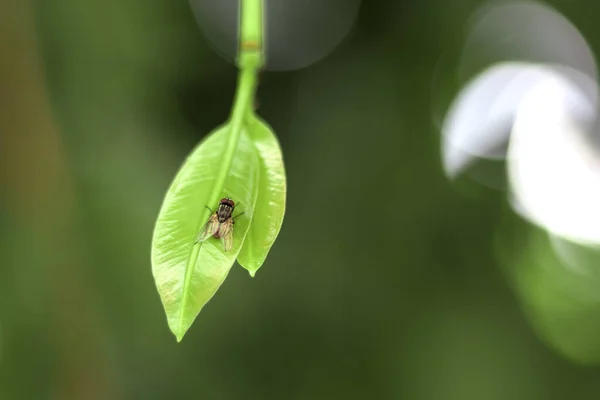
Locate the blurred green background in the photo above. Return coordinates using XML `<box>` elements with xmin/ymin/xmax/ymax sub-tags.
<box><xmin>3</xmin><ymin>0</ymin><xmax>600</xmax><ymax>398</ymax></box>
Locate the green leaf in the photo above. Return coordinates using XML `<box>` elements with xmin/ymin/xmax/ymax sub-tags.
<box><xmin>237</xmin><ymin>112</ymin><xmax>287</xmax><ymax>276</ymax></box>
<box><xmin>151</xmin><ymin>125</ymin><xmax>259</xmax><ymax>341</ymax></box>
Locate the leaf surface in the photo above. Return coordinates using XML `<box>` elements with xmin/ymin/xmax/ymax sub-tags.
<box><xmin>151</xmin><ymin>125</ymin><xmax>259</xmax><ymax>340</ymax></box>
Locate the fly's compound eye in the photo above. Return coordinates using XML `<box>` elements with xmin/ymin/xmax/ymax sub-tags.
<box><xmin>221</xmin><ymin>198</ymin><xmax>235</xmax><ymax>207</ymax></box>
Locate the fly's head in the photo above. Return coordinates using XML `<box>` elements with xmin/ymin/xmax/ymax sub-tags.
<box><xmin>217</xmin><ymin>197</ymin><xmax>235</xmax><ymax>222</ymax></box>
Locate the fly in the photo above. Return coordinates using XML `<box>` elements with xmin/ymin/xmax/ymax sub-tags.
<box><xmin>195</xmin><ymin>197</ymin><xmax>243</xmax><ymax>251</ymax></box>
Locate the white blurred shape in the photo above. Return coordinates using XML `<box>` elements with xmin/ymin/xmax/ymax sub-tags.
<box><xmin>441</xmin><ymin>62</ymin><xmax>597</xmax><ymax>179</ymax></box>
<box><xmin>460</xmin><ymin>0</ymin><xmax>596</xmax><ymax>84</ymax></box>
<box><xmin>442</xmin><ymin>63</ymin><xmax>546</xmax><ymax>177</ymax></box>
<box><xmin>442</xmin><ymin>0</ymin><xmax>599</xmax><ymax>184</ymax></box>
<box><xmin>508</xmin><ymin>71</ymin><xmax>600</xmax><ymax>245</ymax></box>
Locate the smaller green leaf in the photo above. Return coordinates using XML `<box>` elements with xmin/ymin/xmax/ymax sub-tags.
<box><xmin>151</xmin><ymin>125</ymin><xmax>259</xmax><ymax>341</ymax></box>
<box><xmin>237</xmin><ymin>112</ymin><xmax>287</xmax><ymax>276</ymax></box>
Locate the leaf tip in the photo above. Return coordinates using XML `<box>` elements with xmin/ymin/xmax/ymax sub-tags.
<box><xmin>249</xmin><ymin>270</ymin><xmax>256</xmax><ymax>278</ymax></box>
<box><xmin>170</xmin><ymin>324</ymin><xmax>186</xmax><ymax>342</ymax></box>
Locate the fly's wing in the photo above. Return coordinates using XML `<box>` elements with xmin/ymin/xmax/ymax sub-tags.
<box><xmin>218</xmin><ymin>219</ymin><xmax>234</xmax><ymax>251</ymax></box>
<box><xmin>196</xmin><ymin>214</ymin><xmax>219</xmax><ymax>243</ymax></box>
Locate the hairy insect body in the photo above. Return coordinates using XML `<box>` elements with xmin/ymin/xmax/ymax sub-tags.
<box><xmin>196</xmin><ymin>198</ymin><xmax>241</xmax><ymax>251</ymax></box>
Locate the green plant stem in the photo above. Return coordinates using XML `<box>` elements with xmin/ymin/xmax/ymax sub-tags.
<box><xmin>238</xmin><ymin>0</ymin><xmax>264</xmax><ymax>69</ymax></box>
<box><xmin>208</xmin><ymin>0</ymin><xmax>264</xmax><ymax>216</ymax></box>
<box><xmin>209</xmin><ymin>69</ymin><xmax>257</xmax><ymax>208</ymax></box>
<box><xmin>176</xmin><ymin>0</ymin><xmax>264</xmax><ymax>340</ymax></box>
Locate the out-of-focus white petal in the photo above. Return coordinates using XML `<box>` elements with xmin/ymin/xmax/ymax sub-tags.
<box><xmin>441</xmin><ymin>0</ymin><xmax>598</xmax><ymax>183</ymax></box>
<box><xmin>508</xmin><ymin>71</ymin><xmax>600</xmax><ymax>245</ymax></box>
<box><xmin>442</xmin><ymin>62</ymin><xmax>556</xmax><ymax>177</ymax></box>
